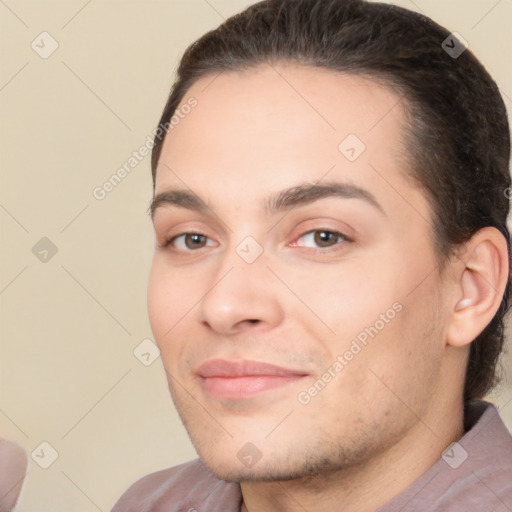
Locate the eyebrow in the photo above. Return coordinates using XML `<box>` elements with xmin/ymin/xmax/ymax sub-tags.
<box><xmin>149</xmin><ymin>181</ymin><xmax>384</xmax><ymax>220</ymax></box>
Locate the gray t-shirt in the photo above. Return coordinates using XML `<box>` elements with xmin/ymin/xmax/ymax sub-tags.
<box><xmin>112</xmin><ymin>400</ymin><xmax>512</xmax><ymax>511</ymax></box>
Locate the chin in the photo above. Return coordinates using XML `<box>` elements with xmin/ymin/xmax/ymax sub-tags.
<box><xmin>205</xmin><ymin>454</ymin><xmax>349</xmax><ymax>483</ymax></box>
<box><xmin>190</xmin><ymin>437</ymin><xmax>350</xmax><ymax>483</ymax></box>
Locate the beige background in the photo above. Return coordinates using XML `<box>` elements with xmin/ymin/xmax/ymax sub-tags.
<box><xmin>0</xmin><ymin>0</ymin><xmax>511</xmax><ymax>510</ymax></box>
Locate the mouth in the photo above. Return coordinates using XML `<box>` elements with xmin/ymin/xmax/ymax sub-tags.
<box><xmin>196</xmin><ymin>359</ymin><xmax>309</xmax><ymax>399</ymax></box>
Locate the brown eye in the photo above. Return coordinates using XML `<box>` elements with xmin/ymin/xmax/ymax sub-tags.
<box><xmin>294</xmin><ymin>229</ymin><xmax>349</xmax><ymax>250</ymax></box>
<box><xmin>184</xmin><ymin>233</ymin><xmax>207</xmax><ymax>249</ymax></box>
<box><xmin>314</xmin><ymin>231</ymin><xmax>341</xmax><ymax>247</ymax></box>
<box><xmin>165</xmin><ymin>233</ymin><xmax>215</xmax><ymax>251</ymax></box>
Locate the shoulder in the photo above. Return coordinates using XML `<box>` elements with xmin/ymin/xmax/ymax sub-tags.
<box><xmin>463</xmin><ymin>401</ymin><xmax>512</xmax><ymax>495</ymax></box>
<box><xmin>438</xmin><ymin>401</ymin><xmax>512</xmax><ymax>506</ymax></box>
<box><xmin>111</xmin><ymin>458</ymin><xmax>242</xmax><ymax>512</ymax></box>
<box><xmin>379</xmin><ymin>401</ymin><xmax>512</xmax><ymax>512</ymax></box>
<box><xmin>0</xmin><ymin>438</ymin><xmax>27</xmax><ymax>511</ymax></box>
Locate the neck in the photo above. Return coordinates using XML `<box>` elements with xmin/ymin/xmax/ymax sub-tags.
<box><xmin>240</xmin><ymin>395</ymin><xmax>465</xmax><ymax>512</ymax></box>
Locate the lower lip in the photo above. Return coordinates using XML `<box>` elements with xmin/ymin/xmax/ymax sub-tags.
<box><xmin>201</xmin><ymin>375</ymin><xmax>305</xmax><ymax>399</ymax></box>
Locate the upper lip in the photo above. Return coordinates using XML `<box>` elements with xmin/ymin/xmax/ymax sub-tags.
<box><xmin>196</xmin><ymin>359</ymin><xmax>308</xmax><ymax>378</ymax></box>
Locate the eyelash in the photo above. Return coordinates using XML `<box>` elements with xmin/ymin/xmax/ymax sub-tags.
<box><xmin>162</xmin><ymin>228</ymin><xmax>353</xmax><ymax>253</ymax></box>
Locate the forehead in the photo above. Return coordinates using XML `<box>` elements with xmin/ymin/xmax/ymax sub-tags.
<box><xmin>157</xmin><ymin>64</ymin><xmax>406</xmax><ymax>175</ymax></box>
<box><xmin>154</xmin><ymin>63</ymin><xmax>424</xmax><ymax>221</ymax></box>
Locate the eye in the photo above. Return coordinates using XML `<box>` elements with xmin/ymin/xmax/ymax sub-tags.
<box><xmin>291</xmin><ymin>229</ymin><xmax>352</xmax><ymax>250</ymax></box>
<box><xmin>163</xmin><ymin>232</ymin><xmax>217</xmax><ymax>251</ymax></box>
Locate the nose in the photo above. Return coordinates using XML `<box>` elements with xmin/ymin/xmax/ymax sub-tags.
<box><xmin>198</xmin><ymin>245</ymin><xmax>285</xmax><ymax>336</ymax></box>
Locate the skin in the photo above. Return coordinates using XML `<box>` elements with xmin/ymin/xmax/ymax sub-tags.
<box><xmin>147</xmin><ymin>64</ymin><xmax>508</xmax><ymax>512</ymax></box>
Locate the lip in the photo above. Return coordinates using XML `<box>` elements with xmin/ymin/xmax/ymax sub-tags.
<box><xmin>196</xmin><ymin>359</ymin><xmax>308</xmax><ymax>399</ymax></box>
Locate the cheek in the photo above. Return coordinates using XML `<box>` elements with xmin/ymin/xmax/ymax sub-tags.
<box><xmin>287</xmin><ymin>245</ymin><xmax>441</xmax><ymax>376</ymax></box>
<box><xmin>147</xmin><ymin>257</ymin><xmax>194</xmax><ymax>354</ymax></box>
<box><xmin>284</xmin><ymin>259</ymin><xmax>401</xmax><ymax>341</ymax></box>
<box><xmin>147</xmin><ymin>259</ymin><xmax>167</xmax><ymax>338</ymax></box>
<box><xmin>354</xmin><ymin>282</ymin><xmax>445</xmax><ymax>414</ymax></box>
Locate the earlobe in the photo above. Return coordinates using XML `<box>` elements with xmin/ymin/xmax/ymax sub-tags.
<box><xmin>446</xmin><ymin>227</ymin><xmax>509</xmax><ymax>348</ymax></box>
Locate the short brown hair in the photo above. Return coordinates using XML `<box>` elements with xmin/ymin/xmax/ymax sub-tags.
<box><xmin>151</xmin><ymin>0</ymin><xmax>511</xmax><ymax>401</ymax></box>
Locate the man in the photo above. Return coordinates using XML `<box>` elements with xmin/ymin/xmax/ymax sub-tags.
<box><xmin>112</xmin><ymin>0</ymin><xmax>512</xmax><ymax>510</ymax></box>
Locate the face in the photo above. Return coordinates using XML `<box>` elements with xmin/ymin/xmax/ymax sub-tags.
<box><xmin>148</xmin><ymin>64</ymin><xmax>450</xmax><ymax>481</ymax></box>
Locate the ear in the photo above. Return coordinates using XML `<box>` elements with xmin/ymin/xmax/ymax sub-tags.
<box><xmin>446</xmin><ymin>227</ymin><xmax>509</xmax><ymax>348</ymax></box>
